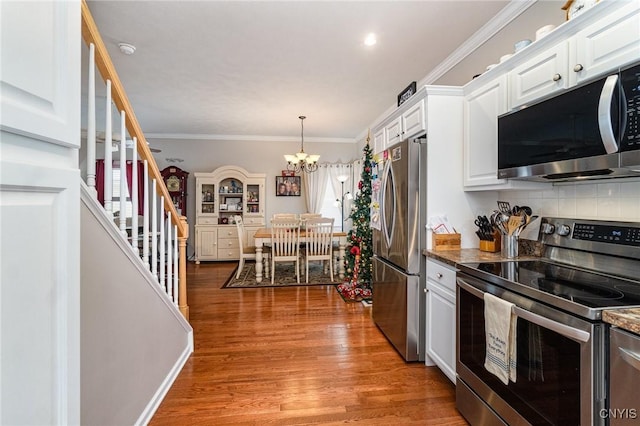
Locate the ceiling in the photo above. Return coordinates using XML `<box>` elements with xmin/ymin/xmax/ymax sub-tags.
<box><xmin>86</xmin><ymin>0</ymin><xmax>514</xmax><ymax>143</ymax></box>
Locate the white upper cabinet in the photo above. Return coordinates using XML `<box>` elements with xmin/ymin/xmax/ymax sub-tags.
<box><xmin>373</xmin><ymin>127</ymin><xmax>385</xmax><ymax>155</ymax></box>
<box><xmin>571</xmin><ymin>0</ymin><xmax>640</xmax><ymax>86</ymax></box>
<box><xmin>464</xmin><ymin>75</ymin><xmax>508</xmax><ymax>189</ymax></box>
<box><xmin>401</xmin><ymin>99</ymin><xmax>426</xmax><ymax>140</ymax></box>
<box><xmin>373</xmin><ymin>93</ymin><xmax>427</xmax><ymax>154</ymax></box>
<box><xmin>509</xmin><ymin>0</ymin><xmax>640</xmax><ymax>110</ymax></box>
<box><xmin>384</xmin><ymin>116</ymin><xmax>403</xmax><ymax>147</ymax></box>
<box><xmin>509</xmin><ymin>43</ymin><xmax>570</xmax><ymax>109</ymax></box>
<box><xmin>464</xmin><ymin>0</ymin><xmax>638</xmax><ymax>191</ymax></box>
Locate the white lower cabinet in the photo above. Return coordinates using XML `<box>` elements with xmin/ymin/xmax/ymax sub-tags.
<box><xmin>426</xmin><ymin>259</ymin><xmax>457</xmax><ymax>383</ymax></box>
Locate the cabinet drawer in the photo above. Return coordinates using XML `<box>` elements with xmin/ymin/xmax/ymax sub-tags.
<box><xmin>426</xmin><ymin>259</ymin><xmax>457</xmax><ymax>293</ymax></box>
<box><xmin>198</xmin><ymin>217</ymin><xmax>217</xmax><ymax>225</ymax></box>
<box><xmin>243</xmin><ymin>216</ymin><xmax>265</xmax><ymax>225</ymax></box>
<box><xmin>218</xmin><ymin>228</ymin><xmax>236</xmax><ymax>239</ymax></box>
<box><xmin>218</xmin><ymin>237</ymin><xmax>239</xmax><ymax>250</ymax></box>
<box><xmin>217</xmin><ymin>248</ymin><xmax>240</xmax><ymax>259</ymax></box>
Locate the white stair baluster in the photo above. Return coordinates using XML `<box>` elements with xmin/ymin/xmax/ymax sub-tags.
<box><xmin>119</xmin><ymin>110</ymin><xmax>127</xmax><ymax>236</ymax></box>
<box><xmin>131</xmin><ymin>137</ymin><xmax>139</xmax><ymax>255</ymax></box>
<box><xmin>173</xmin><ymin>224</ymin><xmax>179</xmax><ymax>307</ymax></box>
<box><xmin>86</xmin><ymin>43</ymin><xmax>97</xmax><ymax>197</ymax></box>
<box><xmin>152</xmin><ymin>179</ymin><xmax>158</xmax><ymax>279</ymax></box>
<box><xmin>166</xmin><ymin>212</ymin><xmax>173</xmax><ymax>300</ymax></box>
<box><xmin>143</xmin><ymin>160</ymin><xmax>150</xmax><ymax>269</ymax></box>
<box><xmin>104</xmin><ymin>80</ymin><xmax>113</xmax><ymax>219</ymax></box>
<box><xmin>159</xmin><ymin>196</ymin><xmax>165</xmax><ymax>288</ymax></box>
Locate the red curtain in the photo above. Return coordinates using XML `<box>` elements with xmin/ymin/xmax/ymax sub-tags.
<box><xmin>96</xmin><ymin>159</ymin><xmax>105</xmax><ymax>205</ymax></box>
<box><xmin>95</xmin><ymin>160</ymin><xmax>144</xmax><ymax>216</ymax></box>
<box><xmin>126</xmin><ymin>160</ymin><xmax>144</xmax><ymax>216</ymax></box>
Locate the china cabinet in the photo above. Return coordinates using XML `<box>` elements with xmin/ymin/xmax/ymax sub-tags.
<box><xmin>160</xmin><ymin>166</ymin><xmax>189</xmax><ymax>216</ymax></box>
<box><xmin>194</xmin><ymin>165</ymin><xmax>265</xmax><ymax>263</ymax></box>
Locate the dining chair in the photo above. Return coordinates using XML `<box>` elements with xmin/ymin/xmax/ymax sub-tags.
<box><xmin>273</xmin><ymin>213</ymin><xmax>299</xmax><ymax>219</ymax></box>
<box><xmin>234</xmin><ymin>215</ymin><xmax>269</xmax><ymax>279</ymax></box>
<box><xmin>270</xmin><ymin>217</ymin><xmax>301</xmax><ymax>284</ymax></box>
<box><xmin>300</xmin><ymin>213</ymin><xmax>322</xmax><ymax>221</ymax></box>
<box><xmin>302</xmin><ymin>217</ymin><xmax>335</xmax><ymax>283</ymax></box>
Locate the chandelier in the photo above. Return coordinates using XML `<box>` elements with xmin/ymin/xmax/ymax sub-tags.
<box><xmin>284</xmin><ymin>115</ymin><xmax>320</xmax><ymax>173</ymax></box>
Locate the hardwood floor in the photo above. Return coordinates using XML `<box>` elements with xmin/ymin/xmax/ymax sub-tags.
<box><xmin>150</xmin><ymin>261</ymin><xmax>468</xmax><ymax>425</ymax></box>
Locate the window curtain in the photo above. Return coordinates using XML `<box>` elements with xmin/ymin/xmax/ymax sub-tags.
<box><xmin>96</xmin><ymin>159</ymin><xmax>106</xmax><ymax>205</ymax></box>
<box><xmin>351</xmin><ymin>159</ymin><xmax>364</xmax><ymax>197</ymax></box>
<box><xmin>95</xmin><ymin>159</ymin><xmax>144</xmax><ymax>216</ymax></box>
<box><xmin>327</xmin><ymin>163</ymin><xmax>353</xmax><ymax>226</ymax></box>
<box><xmin>301</xmin><ymin>164</ymin><xmax>329</xmax><ymax>213</ymax></box>
<box><xmin>125</xmin><ymin>160</ymin><xmax>144</xmax><ymax>215</ymax></box>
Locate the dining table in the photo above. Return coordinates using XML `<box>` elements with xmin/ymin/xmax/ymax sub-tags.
<box><xmin>253</xmin><ymin>227</ymin><xmax>348</xmax><ymax>283</ymax></box>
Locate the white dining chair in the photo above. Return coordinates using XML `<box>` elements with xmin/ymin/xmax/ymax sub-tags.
<box><xmin>302</xmin><ymin>217</ymin><xmax>335</xmax><ymax>283</ymax></box>
<box><xmin>300</xmin><ymin>213</ymin><xmax>321</xmax><ymax>221</ymax></box>
<box><xmin>273</xmin><ymin>213</ymin><xmax>298</xmax><ymax>220</ymax></box>
<box><xmin>234</xmin><ymin>215</ymin><xmax>269</xmax><ymax>279</ymax></box>
<box><xmin>270</xmin><ymin>217</ymin><xmax>301</xmax><ymax>284</ymax></box>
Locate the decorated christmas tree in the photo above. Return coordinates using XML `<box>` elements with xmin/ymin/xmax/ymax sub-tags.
<box><xmin>337</xmin><ymin>139</ymin><xmax>374</xmax><ymax>302</ymax></box>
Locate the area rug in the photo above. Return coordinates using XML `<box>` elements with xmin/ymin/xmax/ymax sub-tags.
<box><xmin>222</xmin><ymin>261</ymin><xmax>337</xmax><ymax>288</ymax></box>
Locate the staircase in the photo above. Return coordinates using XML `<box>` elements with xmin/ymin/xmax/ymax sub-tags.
<box><xmin>80</xmin><ymin>1</ymin><xmax>193</xmax><ymax>424</ymax></box>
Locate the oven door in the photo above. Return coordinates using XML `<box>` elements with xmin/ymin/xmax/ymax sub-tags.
<box><xmin>456</xmin><ymin>273</ymin><xmax>606</xmax><ymax>426</ymax></box>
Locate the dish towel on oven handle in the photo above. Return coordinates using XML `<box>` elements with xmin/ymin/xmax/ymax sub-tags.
<box><xmin>483</xmin><ymin>292</ymin><xmax>517</xmax><ymax>385</ymax></box>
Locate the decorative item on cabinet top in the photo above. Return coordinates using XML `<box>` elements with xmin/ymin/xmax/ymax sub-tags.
<box><xmin>397</xmin><ymin>81</ymin><xmax>417</xmax><ymax>106</ymax></box>
<box><xmin>562</xmin><ymin>0</ymin><xmax>599</xmax><ymax>21</ymax></box>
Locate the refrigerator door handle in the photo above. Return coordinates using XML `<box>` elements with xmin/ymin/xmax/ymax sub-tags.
<box><xmin>381</xmin><ymin>159</ymin><xmax>396</xmax><ymax>248</ymax></box>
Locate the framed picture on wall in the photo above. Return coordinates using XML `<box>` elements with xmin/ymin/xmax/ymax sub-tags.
<box><xmin>275</xmin><ymin>176</ymin><xmax>301</xmax><ymax>196</ymax></box>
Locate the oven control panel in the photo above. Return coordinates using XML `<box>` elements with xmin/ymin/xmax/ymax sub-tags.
<box><xmin>541</xmin><ymin>217</ymin><xmax>640</xmax><ymax>259</ymax></box>
<box><xmin>573</xmin><ymin>223</ymin><xmax>640</xmax><ymax>247</ymax></box>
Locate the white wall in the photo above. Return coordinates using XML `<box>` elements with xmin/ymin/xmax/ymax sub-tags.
<box><xmin>80</xmin><ymin>190</ymin><xmax>193</xmax><ymax>425</ymax></box>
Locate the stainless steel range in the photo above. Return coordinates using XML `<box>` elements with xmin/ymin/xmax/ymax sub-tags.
<box><xmin>456</xmin><ymin>217</ymin><xmax>640</xmax><ymax>426</ymax></box>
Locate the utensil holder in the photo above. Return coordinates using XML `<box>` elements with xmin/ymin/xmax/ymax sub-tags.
<box><xmin>502</xmin><ymin>235</ymin><xmax>518</xmax><ymax>259</ymax></box>
<box><xmin>432</xmin><ymin>233</ymin><xmax>461</xmax><ymax>251</ymax></box>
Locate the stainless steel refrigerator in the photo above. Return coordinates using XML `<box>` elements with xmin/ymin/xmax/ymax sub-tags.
<box><xmin>372</xmin><ymin>133</ymin><xmax>426</xmax><ymax>362</ymax></box>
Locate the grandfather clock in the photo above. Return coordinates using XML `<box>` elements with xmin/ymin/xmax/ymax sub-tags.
<box><xmin>161</xmin><ymin>166</ymin><xmax>189</xmax><ymax>216</ymax></box>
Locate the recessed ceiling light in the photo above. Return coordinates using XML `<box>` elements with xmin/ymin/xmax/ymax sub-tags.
<box><xmin>364</xmin><ymin>33</ymin><xmax>377</xmax><ymax>47</ymax></box>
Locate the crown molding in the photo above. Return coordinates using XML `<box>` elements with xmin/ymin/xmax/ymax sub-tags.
<box><xmin>418</xmin><ymin>0</ymin><xmax>537</xmax><ymax>86</ymax></box>
<box><xmin>145</xmin><ymin>133</ymin><xmax>355</xmax><ymax>144</ymax></box>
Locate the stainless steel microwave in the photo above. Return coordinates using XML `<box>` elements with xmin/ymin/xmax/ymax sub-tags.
<box><xmin>497</xmin><ymin>62</ymin><xmax>640</xmax><ymax>182</ymax></box>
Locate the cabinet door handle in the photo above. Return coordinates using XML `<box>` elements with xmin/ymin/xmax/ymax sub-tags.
<box><xmin>552</xmin><ymin>73</ymin><xmax>562</xmax><ymax>82</ymax></box>
<box><xmin>573</xmin><ymin>63</ymin><xmax>584</xmax><ymax>72</ymax></box>
<box><xmin>436</xmin><ymin>273</ymin><xmax>443</xmax><ymax>278</ymax></box>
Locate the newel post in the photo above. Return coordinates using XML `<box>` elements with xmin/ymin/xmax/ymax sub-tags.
<box><xmin>178</xmin><ymin>216</ymin><xmax>189</xmax><ymax>320</ymax></box>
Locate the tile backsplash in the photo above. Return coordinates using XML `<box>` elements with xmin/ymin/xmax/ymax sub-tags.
<box><xmin>498</xmin><ymin>178</ymin><xmax>640</xmax><ymax>237</ymax></box>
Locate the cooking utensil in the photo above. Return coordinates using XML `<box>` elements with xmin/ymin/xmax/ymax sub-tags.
<box><xmin>507</xmin><ymin>214</ymin><xmax>523</xmax><ymax>236</ymax></box>
<box><xmin>497</xmin><ymin>201</ymin><xmax>511</xmax><ymax>214</ymax></box>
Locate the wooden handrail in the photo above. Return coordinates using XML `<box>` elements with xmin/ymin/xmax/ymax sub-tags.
<box><xmin>80</xmin><ymin>0</ymin><xmax>185</xmax><ymax>239</ymax></box>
